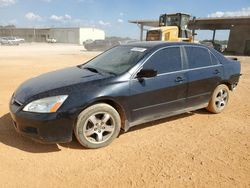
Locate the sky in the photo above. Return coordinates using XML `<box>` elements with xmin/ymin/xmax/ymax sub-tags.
<box><xmin>0</xmin><ymin>0</ymin><xmax>250</xmax><ymax>40</ymax></box>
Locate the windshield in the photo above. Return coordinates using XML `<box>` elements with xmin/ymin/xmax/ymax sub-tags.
<box><xmin>80</xmin><ymin>46</ymin><xmax>148</xmax><ymax>75</ymax></box>
<box><xmin>166</xmin><ymin>15</ymin><xmax>180</xmax><ymax>26</ymax></box>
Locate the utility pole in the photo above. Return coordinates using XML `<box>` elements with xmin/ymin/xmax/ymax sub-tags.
<box><xmin>33</xmin><ymin>28</ymin><xmax>36</xmax><ymax>42</ymax></box>
<box><xmin>140</xmin><ymin>24</ymin><xmax>144</xmax><ymax>41</ymax></box>
<box><xmin>212</xmin><ymin>29</ymin><xmax>216</xmax><ymax>43</ymax></box>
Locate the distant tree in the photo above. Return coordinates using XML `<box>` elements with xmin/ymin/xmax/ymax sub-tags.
<box><xmin>202</xmin><ymin>39</ymin><xmax>228</xmax><ymax>45</ymax></box>
<box><xmin>106</xmin><ymin>36</ymin><xmax>133</xmax><ymax>41</ymax></box>
<box><xmin>4</xmin><ymin>25</ymin><xmax>16</xmax><ymax>29</ymax></box>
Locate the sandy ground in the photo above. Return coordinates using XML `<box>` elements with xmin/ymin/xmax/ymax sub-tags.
<box><xmin>0</xmin><ymin>43</ymin><xmax>249</xmax><ymax>188</ymax></box>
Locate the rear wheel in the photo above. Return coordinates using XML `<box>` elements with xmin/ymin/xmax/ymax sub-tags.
<box><xmin>206</xmin><ymin>84</ymin><xmax>229</xmax><ymax>113</ymax></box>
<box><xmin>74</xmin><ymin>103</ymin><xmax>121</xmax><ymax>149</ymax></box>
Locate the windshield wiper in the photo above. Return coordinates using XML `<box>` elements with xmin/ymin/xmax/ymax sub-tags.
<box><xmin>104</xmin><ymin>71</ymin><xmax>117</xmax><ymax>76</ymax></box>
<box><xmin>80</xmin><ymin>66</ymin><xmax>117</xmax><ymax>76</ymax></box>
<box><xmin>83</xmin><ymin>66</ymin><xmax>100</xmax><ymax>74</ymax></box>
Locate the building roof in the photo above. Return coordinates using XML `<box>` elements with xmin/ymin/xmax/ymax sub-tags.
<box><xmin>129</xmin><ymin>20</ymin><xmax>159</xmax><ymax>27</ymax></box>
<box><xmin>188</xmin><ymin>16</ymin><xmax>250</xmax><ymax>30</ymax></box>
<box><xmin>129</xmin><ymin>16</ymin><xmax>250</xmax><ymax>30</ymax></box>
<box><xmin>0</xmin><ymin>27</ymin><xmax>102</xmax><ymax>30</ymax></box>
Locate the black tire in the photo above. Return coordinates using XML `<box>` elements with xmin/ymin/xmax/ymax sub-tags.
<box><xmin>206</xmin><ymin>84</ymin><xmax>229</xmax><ymax>113</ymax></box>
<box><xmin>74</xmin><ymin>103</ymin><xmax>121</xmax><ymax>149</ymax></box>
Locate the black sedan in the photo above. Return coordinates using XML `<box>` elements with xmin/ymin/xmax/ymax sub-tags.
<box><xmin>84</xmin><ymin>39</ymin><xmax>120</xmax><ymax>51</ymax></box>
<box><xmin>9</xmin><ymin>42</ymin><xmax>241</xmax><ymax>148</ymax></box>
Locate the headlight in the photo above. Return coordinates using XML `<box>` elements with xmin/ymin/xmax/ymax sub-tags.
<box><xmin>23</xmin><ymin>95</ymin><xmax>68</xmax><ymax>113</ymax></box>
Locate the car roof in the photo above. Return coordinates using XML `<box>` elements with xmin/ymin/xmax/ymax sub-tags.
<box><xmin>119</xmin><ymin>41</ymin><xmax>227</xmax><ymax>64</ymax></box>
<box><xmin>122</xmin><ymin>41</ymin><xmax>206</xmax><ymax>50</ymax></box>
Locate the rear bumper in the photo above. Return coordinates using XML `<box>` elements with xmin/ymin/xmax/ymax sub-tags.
<box><xmin>9</xmin><ymin>100</ymin><xmax>75</xmax><ymax>144</ymax></box>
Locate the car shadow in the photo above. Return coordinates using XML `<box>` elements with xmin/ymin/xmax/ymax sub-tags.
<box><xmin>121</xmin><ymin>112</ymin><xmax>195</xmax><ymax>135</ymax></box>
<box><xmin>0</xmin><ymin>113</ymin><xmax>84</xmax><ymax>153</ymax></box>
<box><xmin>0</xmin><ymin>110</ymin><xmax>207</xmax><ymax>153</ymax></box>
<box><xmin>193</xmin><ymin>108</ymin><xmax>212</xmax><ymax>115</ymax></box>
<box><xmin>58</xmin><ymin>135</ymin><xmax>84</xmax><ymax>150</ymax></box>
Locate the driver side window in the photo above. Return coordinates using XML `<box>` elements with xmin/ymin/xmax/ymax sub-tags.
<box><xmin>143</xmin><ymin>47</ymin><xmax>182</xmax><ymax>74</ymax></box>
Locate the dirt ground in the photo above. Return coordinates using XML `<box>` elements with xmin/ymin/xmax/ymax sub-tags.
<box><xmin>0</xmin><ymin>43</ymin><xmax>249</xmax><ymax>188</ymax></box>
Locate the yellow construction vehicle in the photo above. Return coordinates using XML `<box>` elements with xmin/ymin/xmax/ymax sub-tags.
<box><xmin>146</xmin><ymin>13</ymin><xmax>193</xmax><ymax>42</ymax></box>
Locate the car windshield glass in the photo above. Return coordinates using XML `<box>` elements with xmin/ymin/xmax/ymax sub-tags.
<box><xmin>80</xmin><ymin>46</ymin><xmax>148</xmax><ymax>75</ymax></box>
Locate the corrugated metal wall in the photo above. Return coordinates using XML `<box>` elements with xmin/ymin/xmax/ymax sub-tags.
<box><xmin>0</xmin><ymin>27</ymin><xmax>105</xmax><ymax>45</ymax></box>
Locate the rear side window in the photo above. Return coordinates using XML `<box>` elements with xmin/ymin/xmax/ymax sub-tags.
<box><xmin>185</xmin><ymin>47</ymin><xmax>212</xmax><ymax>69</ymax></box>
<box><xmin>144</xmin><ymin>47</ymin><xmax>182</xmax><ymax>74</ymax></box>
<box><xmin>210</xmin><ymin>52</ymin><xmax>220</xmax><ymax>65</ymax></box>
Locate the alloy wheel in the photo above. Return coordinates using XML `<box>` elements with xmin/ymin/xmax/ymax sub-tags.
<box><xmin>215</xmin><ymin>89</ymin><xmax>228</xmax><ymax>110</ymax></box>
<box><xmin>83</xmin><ymin>112</ymin><xmax>115</xmax><ymax>144</ymax></box>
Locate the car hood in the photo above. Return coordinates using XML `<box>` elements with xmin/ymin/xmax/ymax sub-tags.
<box><xmin>14</xmin><ymin>66</ymin><xmax>110</xmax><ymax>103</ymax></box>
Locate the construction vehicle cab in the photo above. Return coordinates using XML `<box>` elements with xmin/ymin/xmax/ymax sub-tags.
<box><xmin>146</xmin><ymin>13</ymin><xmax>193</xmax><ymax>42</ymax></box>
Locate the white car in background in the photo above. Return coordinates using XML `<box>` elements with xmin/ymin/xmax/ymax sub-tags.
<box><xmin>46</xmin><ymin>38</ymin><xmax>57</xmax><ymax>43</ymax></box>
<box><xmin>0</xmin><ymin>37</ymin><xmax>21</xmax><ymax>45</ymax></box>
<box><xmin>14</xmin><ymin>37</ymin><xmax>25</xmax><ymax>43</ymax></box>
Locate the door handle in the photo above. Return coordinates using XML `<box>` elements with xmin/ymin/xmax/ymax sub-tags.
<box><xmin>175</xmin><ymin>77</ymin><xmax>185</xmax><ymax>83</ymax></box>
<box><xmin>213</xmin><ymin>69</ymin><xmax>220</xmax><ymax>74</ymax></box>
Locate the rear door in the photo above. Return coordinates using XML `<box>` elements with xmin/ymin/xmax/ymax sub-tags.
<box><xmin>184</xmin><ymin>46</ymin><xmax>223</xmax><ymax>108</ymax></box>
<box><xmin>129</xmin><ymin>46</ymin><xmax>188</xmax><ymax>125</ymax></box>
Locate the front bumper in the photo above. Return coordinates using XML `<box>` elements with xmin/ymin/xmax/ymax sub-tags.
<box><xmin>9</xmin><ymin>98</ymin><xmax>75</xmax><ymax>144</ymax></box>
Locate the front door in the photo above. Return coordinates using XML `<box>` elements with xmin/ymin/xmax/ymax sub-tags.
<box><xmin>128</xmin><ymin>47</ymin><xmax>188</xmax><ymax>126</ymax></box>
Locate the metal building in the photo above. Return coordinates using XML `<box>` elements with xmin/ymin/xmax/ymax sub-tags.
<box><xmin>188</xmin><ymin>17</ymin><xmax>250</xmax><ymax>55</ymax></box>
<box><xmin>0</xmin><ymin>27</ymin><xmax>105</xmax><ymax>45</ymax></box>
<box><xmin>129</xmin><ymin>16</ymin><xmax>250</xmax><ymax>55</ymax></box>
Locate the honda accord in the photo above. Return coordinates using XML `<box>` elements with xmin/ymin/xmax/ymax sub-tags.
<box><xmin>9</xmin><ymin>42</ymin><xmax>241</xmax><ymax>148</ymax></box>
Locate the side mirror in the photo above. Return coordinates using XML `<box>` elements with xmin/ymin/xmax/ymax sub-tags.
<box><xmin>136</xmin><ymin>69</ymin><xmax>157</xmax><ymax>78</ymax></box>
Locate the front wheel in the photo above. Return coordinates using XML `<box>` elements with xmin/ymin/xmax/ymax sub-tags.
<box><xmin>206</xmin><ymin>84</ymin><xmax>229</xmax><ymax>113</ymax></box>
<box><xmin>74</xmin><ymin>103</ymin><xmax>121</xmax><ymax>149</ymax></box>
